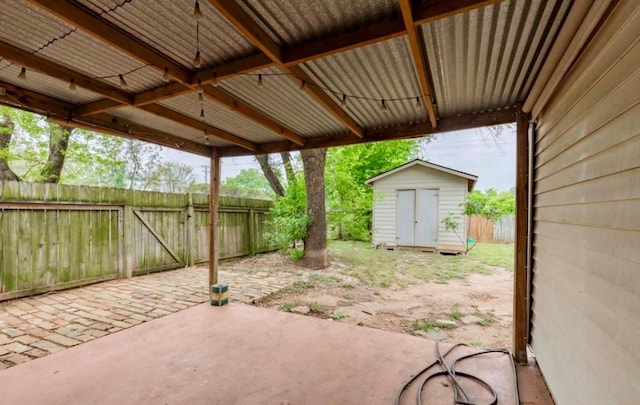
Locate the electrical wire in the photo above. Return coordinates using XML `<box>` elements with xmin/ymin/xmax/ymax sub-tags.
<box><xmin>394</xmin><ymin>342</ymin><xmax>520</xmax><ymax>405</ymax></box>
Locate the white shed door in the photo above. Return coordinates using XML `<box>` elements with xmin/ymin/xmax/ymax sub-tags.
<box><xmin>396</xmin><ymin>190</ymin><xmax>415</xmax><ymax>245</ymax></box>
<box><xmin>396</xmin><ymin>189</ymin><xmax>438</xmax><ymax>247</ymax></box>
<box><xmin>415</xmin><ymin>189</ymin><xmax>438</xmax><ymax>247</ymax></box>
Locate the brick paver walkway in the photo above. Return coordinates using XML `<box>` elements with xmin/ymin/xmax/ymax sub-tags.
<box><xmin>0</xmin><ymin>266</ymin><xmax>299</xmax><ymax>369</ymax></box>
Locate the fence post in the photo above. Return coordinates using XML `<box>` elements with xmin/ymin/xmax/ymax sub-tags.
<box><xmin>122</xmin><ymin>205</ymin><xmax>135</xmax><ymax>278</ymax></box>
<box><xmin>186</xmin><ymin>193</ymin><xmax>196</xmax><ymax>267</ymax></box>
<box><xmin>248</xmin><ymin>208</ymin><xmax>255</xmax><ymax>255</ymax></box>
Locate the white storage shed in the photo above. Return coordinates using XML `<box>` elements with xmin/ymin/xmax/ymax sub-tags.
<box><xmin>365</xmin><ymin>160</ymin><xmax>477</xmax><ymax>253</ymax></box>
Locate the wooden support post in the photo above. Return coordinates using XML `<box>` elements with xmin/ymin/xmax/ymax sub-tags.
<box><xmin>209</xmin><ymin>149</ymin><xmax>221</xmax><ymax>288</ymax></box>
<box><xmin>248</xmin><ymin>209</ymin><xmax>256</xmax><ymax>256</ymax></box>
<box><xmin>514</xmin><ymin>110</ymin><xmax>530</xmax><ymax>364</ymax></box>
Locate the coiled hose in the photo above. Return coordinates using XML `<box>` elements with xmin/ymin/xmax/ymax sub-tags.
<box><xmin>393</xmin><ymin>342</ymin><xmax>520</xmax><ymax>405</ymax></box>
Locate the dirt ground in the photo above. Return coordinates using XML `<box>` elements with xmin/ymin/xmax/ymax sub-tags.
<box><xmin>224</xmin><ymin>242</ymin><xmax>514</xmax><ymax>349</ymax></box>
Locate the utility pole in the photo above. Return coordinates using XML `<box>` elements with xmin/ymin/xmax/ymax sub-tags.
<box><xmin>201</xmin><ymin>165</ymin><xmax>210</xmax><ymax>184</ymax></box>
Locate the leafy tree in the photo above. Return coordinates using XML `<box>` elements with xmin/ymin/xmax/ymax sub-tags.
<box><xmin>267</xmin><ymin>173</ymin><xmax>307</xmax><ymax>248</ymax></box>
<box><xmin>0</xmin><ymin>107</ymin><xmax>74</xmax><ymax>182</ymax></box>
<box><xmin>325</xmin><ymin>140</ymin><xmax>419</xmax><ymax>241</ymax></box>
<box><xmin>147</xmin><ymin>162</ymin><xmax>197</xmax><ymax>193</ymax></box>
<box><xmin>464</xmin><ymin>188</ymin><xmax>515</xmax><ymax>221</ymax></box>
<box><xmin>221</xmin><ymin>168</ymin><xmax>275</xmax><ymax>200</ymax></box>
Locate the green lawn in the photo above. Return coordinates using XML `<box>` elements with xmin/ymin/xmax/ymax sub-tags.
<box><xmin>325</xmin><ymin>240</ymin><xmax>514</xmax><ymax>287</ymax></box>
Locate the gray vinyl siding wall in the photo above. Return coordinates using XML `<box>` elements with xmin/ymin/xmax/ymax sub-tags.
<box><xmin>370</xmin><ymin>165</ymin><xmax>468</xmax><ymax>251</ymax></box>
<box><xmin>530</xmin><ymin>1</ymin><xmax>640</xmax><ymax>404</ymax></box>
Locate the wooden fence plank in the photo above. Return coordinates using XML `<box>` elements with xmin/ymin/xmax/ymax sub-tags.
<box><xmin>0</xmin><ymin>181</ymin><xmax>276</xmax><ymax>300</ymax></box>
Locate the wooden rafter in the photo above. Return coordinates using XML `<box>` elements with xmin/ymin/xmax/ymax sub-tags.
<box><xmin>22</xmin><ymin>1</ymin><xmax>303</xmax><ymax>147</ymax></box>
<box><xmin>282</xmin><ymin>18</ymin><xmax>406</xmax><ymax>66</ymax></box>
<box><xmin>26</xmin><ymin>0</ymin><xmax>191</xmax><ymax>85</ymax></box>
<box><xmin>0</xmin><ymin>80</ymin><xmax>210</xmax><ymax>157</ymax></box>
<box><xmin>139</xmin><ymin>104</ymin><xmax>258</xmax><ymax>152</ymax></box>
<box><xmin>75</xmin><ymin>99</ymin><xmax>123</xmax><ymax>116</ymax></box>
<box><xmin>0</xmin><ymin>42</ymin><xmax>260</xmax><ymax>150</ymax></box>
<box><xmin>69</xmin><ymin>0</ymin><xmax>501</xmax><ymax>130</ymax></box>
<box><xmin>413</xmin><ymin>0</ymin><xmax>503</xmax><ymax>25</ymax></box>
<box><xmin>207</xmin><ymin>0</ymin><xmax>365</xmax><ymax>139</ymax></box>
<box><xmin>202</xmin><ymin>86</ymin><xmax>305</xmax><ymax>146</ymax></box>
<box><xmin>0</xmin><ymin>40</ymin><xmax>131</xmax><ymax>105</ymax></box>
<box><xmin>18</xmin><ymin>0</ymin><xmax>505</xmax><ymax>155</ymax></box>
<box><xmin>399</xmin><ymin>0</ymin><xmax>438</xmax><ymax>128</ymax></box>
<box><xmin>219</xmin><ymin>108</ymin><xmax>516</xmax><ymax>157</ymax></box>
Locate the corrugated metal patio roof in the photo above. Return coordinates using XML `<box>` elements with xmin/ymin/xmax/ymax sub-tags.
<box><xmin>0</xmin><ymin>0</ymin><xmax>574</xmax><ymax>157</ymax></box>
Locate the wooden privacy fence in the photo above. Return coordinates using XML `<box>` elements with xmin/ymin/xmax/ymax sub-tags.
<box><xmin>468</xmin><ymin>215</ymin><xmax>515</xmax><ymax>243</ymax></box>
<box><xmin>0</xmin><ymin>181</ymin><xmax>275</xmax><ymax>301</ymax></box>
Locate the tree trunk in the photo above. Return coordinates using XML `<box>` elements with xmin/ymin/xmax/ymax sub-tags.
<box><xmin>256</xmin><ymin>154</ymin><xmax>285</xmax><ymax>197</ymax></box>
<box><xmin>40</xmin><ymin>125</ymin><xmax>72</xmax><ymax>183</ymax></box>
<box><xmin>280</xmin><ymin>152</ymin><xmax>296</xmax><ymax>187</ymax></box>
<box><xmin>301</xmin><ymin>148</ymin><xmax>330</xmax><ymax>269</ymax></box>
<box><xmin>0</xmin><ymin>113</ymin><xmax>21</xmax><ymax>181</ymax></box>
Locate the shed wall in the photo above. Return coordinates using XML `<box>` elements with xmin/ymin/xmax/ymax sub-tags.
<box><xmin>371</xmin><ymin>165</ymin><xmax>468</xmax><ymax>251</ymax></box>
<box><xmin>530</xmin><ymin>1</ymin><xmax>640</xmax><ymax>404</ymax></box>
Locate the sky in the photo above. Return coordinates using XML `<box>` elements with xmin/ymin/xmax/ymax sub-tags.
<box><xmin>163</xmin><ymin>126</ymin><xmax>516</xmax><ymax>192</ymax></box>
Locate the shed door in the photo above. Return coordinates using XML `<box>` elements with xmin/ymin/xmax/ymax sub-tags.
<box><xmin>415</xmin><ymin>189</ymin><xmax>438</xmax><ymax>247</ymax></box>
<box><xmin>396</xmin><ymin>190</ymin><xmax>415</xmax><ymax>245</ymax></box>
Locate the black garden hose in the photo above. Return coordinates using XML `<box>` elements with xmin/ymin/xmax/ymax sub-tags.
<box><xmin>394</xmin><ymin>342</ymin><xmax>520</xmax><ymax>405</ymax></box>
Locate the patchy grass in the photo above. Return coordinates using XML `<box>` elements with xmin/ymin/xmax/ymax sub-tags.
<box><xmin>282</xmin><ymin>281</ymin><xmax>313</xmax><ymax>294</ymax></box>
<box><xmin>468</xmin><ymin>243</ymin><xmax>514</xmax><ymax>270</ymax></box>
<box><xmin>412</xmin><ymin>319</ymin><xmax>457</xmax><ymax>332</ymax></box>
<box><xmin>327</xmin><ymin>240</ymin><xmax>510</xmax><ymax>286</ymax></box>
<box><xmin>450</xmin><ymin>310</ymin><xmax>464</xmax><ymax>320</ymax></box>
<box><xmin>412</xmin><ymin>320</ymin><xmax>437</xmax><ymax>332</ymax></box>
<box><xmin>332</xmin><ymin>311</ymin><xmax>349</xmax><ymax>320</ymax></box>
<box><xmin>308</xmin><ymin>274</ymin><xmax>341</xmax><ymax>284</ymax></box>
<box><xmin>280</xmin><ymin>302</ymin><xmax>296</xmax><ymax>312</ymax></box>
<box><xmin>308</xmin><ymin>302</ymin><xmax>325</xmax><ymax>314</ymax></box>
<box><xmin>470</xmin><ymin>341</ymin><xmax>485</xmax><ymax>348</ymax></box>
<box><xmin>471</xmin><ymin>305</ymin><xmax>497</xmax><ymax>326</ymax></box>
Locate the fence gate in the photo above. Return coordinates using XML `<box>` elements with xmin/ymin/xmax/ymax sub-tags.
<box><xmin>131</xmin><ymin>208</ymin><xmax>187</xmax><ymax>275</ymax></box>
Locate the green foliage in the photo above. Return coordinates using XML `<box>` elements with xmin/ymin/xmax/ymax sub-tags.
<box><xmin>464</xmin><ymin>188</ymin><xmax>515</xmax><ymax>221</ymax></box>
<box><xmin>308</xmin><ymin>302</ymin><xmax>325</xmax><ymax>313</ymax></box>
<box><xmin>0</xmin><ymin>106</ymin><xmax>199</xmax><ymax>191</ymax></box>
<box><xmin>267</xmin><ymin>174</ymin><xmax>307</xmax><ymax>248</ymax></box>
<box><xmin>412</xmin><ymin>319</ymin><xmax>457</xmax><ymax>332</ymax></box>
<box><xmin>280</xmin><ymin>303</ymin><xmax>296</xmax><ymax>312</ymax></box>
<box><xmin>450</xmin><ymin>310</ymin><xmax>464</xmax><ymax>320</ymax></box>
<box><xmin>325</xmin><ymin>140</ymin><xmax>418</xmax><ymax>241</ymax></box>
<box><xmin>332</xmin><ymin>311</ymin><xmax>349</xmax><ymax>320</ymax></box>
<box><xmin>146</xmin><ymin>162</ymin><xmax>196</xmax><ymax>193</ymax></box>
<box><xmin>467</xmin><ymin>243</ymin><xmax>514</xmax><ymax>270</ymax></box>
<box><xmin>328</xmin><ymin>240</ymin><xmax>500</xmax><ymax>286</ymax></box>
<box><xmin>441</xmin><ymin>212</ymin><xmax>475</xmax><ymax>254</ymax></box>
<box><xmin>221</xmin><ymin>168</ymin><xmax>275</xmax><ymax>200</ymax></box>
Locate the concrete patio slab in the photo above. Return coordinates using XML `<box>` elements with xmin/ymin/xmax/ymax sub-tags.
<box><xmin>0</xmin><ymin>304</ymin><xmax>548</xmax><ymax>405</ymax></box>
<box><xmin>0</xmin><ymin>265</ymin><xmax>299</xmax><ymax>368</ymax></box>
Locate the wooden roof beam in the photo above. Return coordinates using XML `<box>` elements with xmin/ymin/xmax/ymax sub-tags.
<box><xmin>0</xmin><ymin>40</ymin><xmax>132</xmax><ymax>105</ymax></box>
<box><xmin>138</xmin><ymin>104</ymin><xmax>258</xmax><ymax>152</ymax></box>
<box><xmin>413</xmin><ymin>0</ymin><xmax>505</xmax><ymax>25</ymax></box>
<box><xmin>207</xmin><ymin>0</ymin><xmax>365</xmax><ymax>138</ymax></box>
<box><xmin>0</xmin><ymin>80</ymin><xmax>211</xmax><ymax>157</ymax></box>
<box><xmin>202</xmin><ymin>86</ymin><xmax>305</xmax><ymax>146</ymax></box>
<box><xmin>219</xmin><ymin>108</ymin><xmax>517</xmax><ymax>157</ymax></box>
<box><xmin>399</xmin><ymin>0</ymin><xmax>438</xmax><ymax>128</ymax></box>
<box><xmin>71</xmin><ymin>0</ymin><xmax>503</xmax><ymax>116</ymax></box>
<box><xmin>26</xmin><ymin>0</ymin><xmax>191</xmax><ymax>85</ymax></box>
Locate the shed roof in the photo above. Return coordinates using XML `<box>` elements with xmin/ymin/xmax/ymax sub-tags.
<box><xmin>0</xmin><ymin>0</ymin><xmax>574</xmax><ymax>157</ymax></box>
<box><xmin>365</xmin><ymin>159</ymin><xmax>478</xmax><ymax>191</ymax></box>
